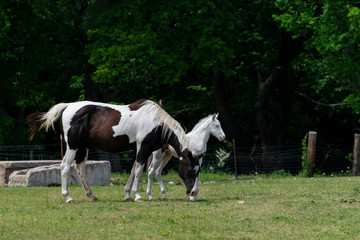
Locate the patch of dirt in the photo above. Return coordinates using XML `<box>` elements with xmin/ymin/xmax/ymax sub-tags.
<box><xmin>340</xmin><ymin>198</ymin><xmax>357</xmax><ymax>203</ymax></box>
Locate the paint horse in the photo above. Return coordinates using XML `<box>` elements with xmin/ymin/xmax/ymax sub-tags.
<box><xmin>143</xmin><ymin>113</ymin><xmax>225</xmax><ymax>201</ymax></box>
<box><xmin>27</xmin><ymin>99</ymin><xmax>201</xmax><ymax>203</ymax></box>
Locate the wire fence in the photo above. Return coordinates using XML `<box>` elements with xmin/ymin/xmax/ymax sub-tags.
<box><xmin>0</xmin><ymin>144</ymin><xmax>353</xmax><ymax>175</ymax></box>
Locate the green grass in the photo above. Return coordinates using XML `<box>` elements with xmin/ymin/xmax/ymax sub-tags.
<box><xmin>1</xmin><ymin>173</ymin><xmax>360</xmax><ymax>239</ymax></box>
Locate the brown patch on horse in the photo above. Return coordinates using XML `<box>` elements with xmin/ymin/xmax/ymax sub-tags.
<box><xmin>88</xmin><ymin>107</ymin><xmax>121</xmax><ymax>138</ymax></box>
<box><xmin>67</xmin><ymin>105</ymin><xmax>136</xmax><ymax>154</ymax></box>
<box><xmin>27</xmin><ymin>112</ymin><xmax>46</xmax><ymax>141</ymax></box>
<box><xmin>129</xmin><ymin>99</ymin><xmax>147</xmax><ymax>111</ymax></box>
<box><xmin>86</xmin><ymin>106</ymin><xmax>135</xmax><ymax>152</ymax></box>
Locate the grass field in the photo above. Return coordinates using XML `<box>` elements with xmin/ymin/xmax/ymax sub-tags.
<box><xmin>1</xmin><ymin>172</ymin><xmax>360</xmax><ymax>239</ymax></box>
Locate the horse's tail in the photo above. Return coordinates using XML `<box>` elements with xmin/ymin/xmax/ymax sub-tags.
<box><xmin>27</xmin><ymin>103</ymin><xmax>69</xmax><ymax>141</ymax></box>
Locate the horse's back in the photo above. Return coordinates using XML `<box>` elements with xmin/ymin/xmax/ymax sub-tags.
<box><xmin>61</xmin><ymin>101</ymin><xmax>156</xmax><ymax>152</ymax></box>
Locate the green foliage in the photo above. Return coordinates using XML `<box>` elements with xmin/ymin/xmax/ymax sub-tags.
<box><xmin>270</xmin><ymin>169</ymin><xmax>291</xmax><ymax>177</ymax></box>
<box><xmin>0</xmin><ymin>0</ymin><xmax>88</xmax><ymax>144</ymax></box>
<box><xmin>274</xmin><ymin>0</ymin><xmax>360</xmax><ymax>116</ymax></box>
<box><xmin>85</xmin><ymin>0</ymin><xmax>240</xmax><ymax>103</ymax></box>
<box><xmin>215</xmin><ymin>148</ymin><xmax>230</xmax><ymax>168</ymax></box>
<box><xmin>0</xmin><ymin>0</ymin><xmax>360</xmax><ymax>149</ymax></box>
<box><xmin>70</xmin><ymin>75</ymin><xmax>86</xmax><ymax>101</ymax></box>
<box><xmin>345</xmin><ymin>94</ymin><xmax>360</xmax><ymax>116</ymax></box>
<box><xmin>346</xmin><ymin>152</ymin><xmax>354</xmax><ymax>166</ymax></box>
<box><xmin>187</xmin><ymin>85</ymin><xmax>207</xmax><ymax>92</ymax></box>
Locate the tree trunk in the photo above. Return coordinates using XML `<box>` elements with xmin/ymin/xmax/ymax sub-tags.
<box><xmin>213</xmin><ymin>62</ymin><xmax>240</xmax><ymax>141</ymax></box>
<box><xmin>83</xmin><ymin>64</ymin><xmax>99</xmax><ymax>101</ymax></box>
<box><xmin>255</xmin><ymin>31</ymin><xmax>298</xmax><ymax>172</ymax></box>
<box><xmin>71</xmin><ymin>1</ymin><xmax>99</xmax><ymax>101</ymax></box>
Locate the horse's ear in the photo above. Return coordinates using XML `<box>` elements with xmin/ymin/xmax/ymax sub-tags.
<box><xmin>212</xmin><ymin>113</ymin><xmax>218</xmax><ymax>120</ymax></box>
<box><xmin>189</xmin><ymin>151</ymin><xmax>194</xmax><ymax>161</ymax></box>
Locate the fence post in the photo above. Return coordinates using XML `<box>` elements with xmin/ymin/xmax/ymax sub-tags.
<box><xmin>60</xmin><ymin>134</ymin><xmax>64</xmax><ymax>160</ymax></box>
<box><xmin>232</xmin><ymin>139</ymin><xmax>238</xmax><ymax>179</ymax></box>
<box><xmin>307</xmin><ymin>131</ymin><xmax>317</xmax><ymax>177</ymax></box>
<box><xmin>353</xmin><ymin>133</ymin><xmax>360</xmax><ymax>176</ymax></box>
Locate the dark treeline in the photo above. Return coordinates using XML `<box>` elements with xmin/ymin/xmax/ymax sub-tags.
<box><xmin>1</xmin><ymin>1</ymin><xmax>360</xmax><ymax>171</ymax></box>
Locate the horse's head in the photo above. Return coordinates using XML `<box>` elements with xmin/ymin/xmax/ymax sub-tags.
<box><xmin>178</xmin><ymin>151</ymin><xmax>205</xmax><ymax>196</ymax></box>
<box><xmin>209</xmin><ymin>113</ymin><xmax>226</xmax><ymax>141</ymax></box>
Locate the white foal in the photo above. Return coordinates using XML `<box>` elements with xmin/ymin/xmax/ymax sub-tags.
<box><xmin>146</xmin><ymin>113</ymin><xmax>225</xmax><ymax>201</ymax></box>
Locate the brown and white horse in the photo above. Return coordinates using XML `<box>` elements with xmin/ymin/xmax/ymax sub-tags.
<box><xmin>27</xmin><ymin>99</ymin><xmax>201</xmax><ymax>203</ymax></box>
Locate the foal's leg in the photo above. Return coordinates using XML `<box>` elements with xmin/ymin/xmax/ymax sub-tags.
<box><xmin>74</xmin><ymin>149</ymin><xmax>98</xmax><ymax>202</ymax></box>
<box><xmin>156</xmin><ymin>151</ymin><xmax>172</xmax><ymax>200</ymax></box>
<box><xmin>146</xmin><ymin>151</ymin><xmax>164</xmax><ymax>200</ymax></box>
<box><xmin>60</xmin><ymin>149</ymin><xmax>76</xmax><ymax>203</ymax></box>
<box><xmin>124</xmin><ymin>161</ymin><xmax>136</xmax><ymax>201</ymax></box>
<box><xmin>146</xmin><ymin>157</ymin><xmax>155</xmax><ymax>200</ymax></box>
<box><xmin>130</xmin><ymin>143</ymin><xmax>153</xmax><ymax>202</ymax></box>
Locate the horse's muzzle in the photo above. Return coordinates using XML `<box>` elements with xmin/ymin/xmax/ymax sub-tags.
<box><xmin>219</xmin><ymin>135</ymin><xmax>226</xmax><ymax>141</ymax></box>
<box><xmin>188</xmin><ymin>190</ymin><xmax>197</xmax><ymax>196</ymax></box>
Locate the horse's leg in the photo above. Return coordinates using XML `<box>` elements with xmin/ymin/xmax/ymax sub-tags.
<box><xmin>60</xmin><ymin>149</ymin><xmax>76</xmax><ymax>203</ymax></box>
<box><xmin>190</xmin><ymin>158</ymin><xmax>203</xmax><ymax>201</ymax></box>
<box><xmin>124</xmin><ymin>161</ymin><xmax>136</xmax><ymax>201</ymax></box>
<box><xmin>189</xmin><ymin>174</ymin><xmax>200</xmax><ymax>201</ymax></box>
<box><xmin>156</xmin><ymin>151</ymin><xmax>172</xmax><ymax>200</ymax></box>
<box><xmin>132</xmin><ymin>160</ymin><xmax>145</xmax><ymax>202</ymax></box>
<box><xmin>74</xmin><ymin>149</ymin><xmax>98</xmax><ymax>202</ymax></box>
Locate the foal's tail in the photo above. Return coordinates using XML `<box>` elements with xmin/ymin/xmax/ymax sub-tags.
<box><xmin>27</xmin><ymin>103</ymin><xmax>69</xmax><ymax>141</ymax></box>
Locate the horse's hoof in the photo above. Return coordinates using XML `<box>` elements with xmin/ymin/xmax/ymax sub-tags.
<box><xmin>148</xmin><ymin>196</ymin><xmax>153</xmax><ymax>201</ymax></box>
<box><xmin>66</xmin><ymin>199</ymin><xmax>75</xmax><ymax>204</ymax></box>
<box><xmin>124</xmin><ymin>198</ymin><xmax>133</xmax><ymax>202</ymax></box>
<box><xmin>135</xmin><ymin>198</ymin><xmax>143</xmax><ymax>202</ymax></box>
<box><xmin>161</xmin><ymin>197</ymin><xmax>168</xmax><ymax>201</ymax></box>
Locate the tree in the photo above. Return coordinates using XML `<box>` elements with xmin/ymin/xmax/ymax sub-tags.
<box><xmin>0</xmin><ymin>0</ymin><xmax>91</xmax><ymax>144</ymax></box>
<box><xmin>274</xmin><ymin>0</ymin><xmax>360</xmax><ymax>116</ymax></box>
<box><xmin>85</xmin><ymin>0</ymin><xmax>244</xmax><ymax>136</ymax></box>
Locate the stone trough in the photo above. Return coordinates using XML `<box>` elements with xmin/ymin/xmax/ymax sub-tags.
<box><xmin>0</xmin><ymin>160</ymin><xmax>111</xmax><ymax>187</ymax></box>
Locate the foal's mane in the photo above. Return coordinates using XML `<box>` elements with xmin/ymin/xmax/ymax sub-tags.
<box><xmin>142</xmin><ymin>100</ymin><xmax>190</xmax><ymax>150</ymax></box>
<box><xmin>190</xmin><ymin>114</ymin><xmax>213</xmax><ymax>132</ymax></box>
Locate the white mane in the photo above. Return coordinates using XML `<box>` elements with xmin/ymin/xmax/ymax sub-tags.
<box><xmin>143</xmin><ymin>100</ymin><xmax>190</xmax><ymax>150</ymax></box>
<box><xmin>190</xmin><ymin>114</ymin><xmax>213</xmax><ymax>132</ymax></box>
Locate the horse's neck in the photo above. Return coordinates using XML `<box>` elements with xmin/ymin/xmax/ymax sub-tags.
<box><xmin>166</xmin><ymin>131</ymin><xmax>188</xmax><ymax>158</ymax></box>
<box><xmin>187</xmin><ymin>123</ymin><xmax>210</xmax><ymax>154</ymax></box>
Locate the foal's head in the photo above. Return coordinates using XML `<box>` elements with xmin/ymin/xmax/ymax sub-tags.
<box><xmin>178</xmin><ymin>151</ymin><xmax>204</xmax><ymax>196</ymax></box>
<box><xmin>209</xmin><ymin>113</ymin><xmax>226</xmax><ymax>141</ymax></box>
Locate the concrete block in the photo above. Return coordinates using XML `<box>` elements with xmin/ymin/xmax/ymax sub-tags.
<box><xmin>8</xmin><ymin>161</ymin><xmax>111</xmax><ymax>187</ymax></box>
<box><xmin>0</xmin><ymin>160</ymin><xmax>62</xmax><ymax>187</ymax></box>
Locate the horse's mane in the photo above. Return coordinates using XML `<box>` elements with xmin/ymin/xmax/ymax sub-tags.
<box><xmin>190</xmin><ymin>114</ymin><xmax>213</xmax><ymax>132</ymax></box>
<box><xmin>142</xmin><ymin>100</ymin><xmax>190</xmax><ymax>150</ymax></box>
